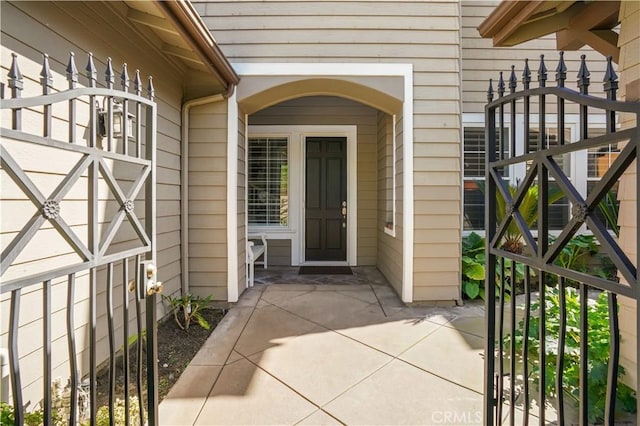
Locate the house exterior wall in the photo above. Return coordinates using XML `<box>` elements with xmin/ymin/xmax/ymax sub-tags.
<box><xmin>195</xmin><ymin>0</ymin><xmax>463</xmax><ymax>301</ymax></box>
<box><xmin>0</xmin><ymin>0</ymin><xmax>190</xmax><ymax>405</ymax></box>
<box><xmin>616</xmin><ymin>0</ymin><xmax>640</xmax><ymax>390</ymax></box>
<box><xmin>188</xmin><ymin>101</ymin><xmax>229</xmax><ymax>300</ymax></box>
<box><xmin>249</xmin><ymin>96</ymin><xmax>379</xmax><ymax>266</ymax></box>
<box><xmin>461</xmin><ymin>1</ymin><xmax>610</xmax><ymax>115</ymax></box>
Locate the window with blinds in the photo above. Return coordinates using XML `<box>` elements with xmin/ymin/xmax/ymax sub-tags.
<box><xmin>463</xmin><ymin>120</ymin><xmax>611</xmax><ymax>233</ymax></box>
<box><xmin>248</xmin><ymin>137</ymin><xmax>289</xmax><ymax>226</ymax></box>
<box><xmin>463</xmin><ymin>127</ymin><xmax>510</xmax><ymax>231</ymax></box>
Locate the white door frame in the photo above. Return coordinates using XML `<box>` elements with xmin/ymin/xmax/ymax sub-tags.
<box><xmin>247</xmin><ymin>125</ymin><xmax>357</xmax><ymax>267</ymax></box>
<box><xmin>299</xmin><ymin>127</ymin><xmax>357</xmax><ymax>266</ymax></box>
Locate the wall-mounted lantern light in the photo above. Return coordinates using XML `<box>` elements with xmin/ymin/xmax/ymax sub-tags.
<box><xmin>98</xmin><ymin>99</ymin><xmax>134</xmax><ymax>139</ymax></box>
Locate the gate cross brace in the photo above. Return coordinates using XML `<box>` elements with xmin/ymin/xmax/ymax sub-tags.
<box><xmin>0</xmin><ymin>145</ymin><xmax>93</xmax><ymax>275</ymax></box>
<box><xmin>97</xmin><ymin>158</ymin><xmax>151</xmax><ymax>257</ymax></box>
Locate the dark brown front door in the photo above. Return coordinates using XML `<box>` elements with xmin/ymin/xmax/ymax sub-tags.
<box><xmin>305</xmin><ymin>136</ymin><xmax>347</xmax><ymax>261</ymax></box>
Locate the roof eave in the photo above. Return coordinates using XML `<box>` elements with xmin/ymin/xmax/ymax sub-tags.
<box><xmin>478</xmin><ymin>0</ymin><xmax>549</xmax><ymax>47</ymax></box>
<box><xmin>155</xmin><ymin>0</ymin><xmax>239</xmax><ymax>96</ymax></box>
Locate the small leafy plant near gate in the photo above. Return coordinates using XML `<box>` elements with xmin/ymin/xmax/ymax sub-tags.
<box><xmin>162</xmin><ymin>293</ymin><xmax>213</xmax><ymax>331</ymax></box>
<box><xmin>93</xmin><ymin>397</ymin><xmax>146</xmax><ymax>426</ymax></box>
<box><xmin>506</xmin><ymin>287</ymin><xmax>636</xmax><ymax>423</ymax></box>
<box><xmin>462</xmin><ymin>232</ymin><xmax>486</xmax><ymax>300</ymax></box>
<box><xmin>0</xmin><ymin>402</ymin><xmax>64</xmax><ymax>426</ymax></box>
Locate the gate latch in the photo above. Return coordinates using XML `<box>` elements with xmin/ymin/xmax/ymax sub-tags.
<box><xmin>141</xmin><ymin>261</ymin><xmax>163</xmax><ymax>297</ymax></box>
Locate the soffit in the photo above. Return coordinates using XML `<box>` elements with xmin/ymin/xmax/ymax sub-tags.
<box><xmin>121</xmin><ymin>0</ymin><xmax>238</xmax><ymax>95</ymax></box>
<box><xmin>478</xmin><ymin>1</ymin><xmax>621</xmax><ymax>63</ymax></box>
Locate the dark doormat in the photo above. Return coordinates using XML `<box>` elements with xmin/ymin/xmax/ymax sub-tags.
<box><xmin>298</xmin><ymin>265</ymin><xmax>353</xmax><ymax>275</ymax></box>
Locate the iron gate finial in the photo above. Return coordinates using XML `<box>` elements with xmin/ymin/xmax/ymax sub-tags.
<box><xmin>66</xmin><ymin>52</ymin><xmax>78</xmax><ymax>89</ymax></box>
<box><xmin>555</xmin><ymin>51</ymin><xmax>567</xmax><ymax>88</ymax></box>
<box><xmin>40</xmin><ymin>54</ymin><xmax>53</xmax><ymax>95</ymax></box>
<box><xmin>577</xmin><ymin>54</ymin><xmax>590</xmax><ymax>94</ymax></box>
<box><xmin>537</xmin><ymin>54</ymin><xmax>547</xmax><ymax>87</ymax></box>
<box><xmin>121</xmin><ymin>63</ymin><xmax>130</xmax><ymax>92</ymax></box>
<box><xmin>522</xmin><ymin>58</ymin><xmax>531</xmax><ymax>90</ymax></box>
<box><xmin>105</xmin><ymin>57</ymin><xmax>114</xmax><ymax>89</ymax></box>
<box><xmin>147</xmin><ymin>76</ymin><xmax>155</xmax><ymax>101</ymax></box>
<box><xmin>603</xmin><ymin>56</ymin><xmax>618</xmax><ymax>101</ymax></box>
<box><xmin>8</xmin><ymin>53</ymin><xmax>23</xmax><ymax>92</ymax></box>
<box><xmin>498</xmin><ymin>71</ymin><xmax>505</xmax><ymax>97</ymax></box>
<box><xmin>134</xmin><ymin>69</ymin><xmax>142</xmax><ymax>96</ymax></box>
<box><xmin>509</xmin><ymin>65</ymin><xmax>517</xmax><ymax>93</ymax></box>
<box><xmin>86</xmin><ymin>52</ymin><xmax>97</xmax><ymax>88</ymax></box>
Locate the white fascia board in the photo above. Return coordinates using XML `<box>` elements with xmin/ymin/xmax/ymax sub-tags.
<box><xmin>232</xmin><ymin>63</ymin><xmax>413</xmax><ymax>77</ymax></box>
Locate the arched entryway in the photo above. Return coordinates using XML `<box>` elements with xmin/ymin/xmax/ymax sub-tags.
<box><xmin>225</xmin><ymin>65</ymin><xmax>415</xmax><ymax>303</ymax></box>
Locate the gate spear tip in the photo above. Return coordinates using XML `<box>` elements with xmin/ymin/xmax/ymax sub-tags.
<box><xmin>134</xmin><ymin>69</ymin><xmax>142</xmax><ymax>95</ymax></box>
<box><xmin>537</xmin><ymin>54</ymin><xmax>547</xmax><ymax>87</ymax></box>
<box><xmin>147</xmin><ymin>76</ymin><xmax>155</xmax><ymax>100</ymax></box>
<box><xmin>66</xmin><ymin>52</ymin><xmax>78</xmax><ymax>88</ymax></box>
<box><xmin>509</xmin><ymin>65</ymin><xmax>517</xmax><ymax>93</ymax></box>
<box><xmin>522</xmin><ymin>58</ymin><xmax>531</xmax><ymax>89</ymax></box>
<box><xmin>86</xmin><ymin>52</ymin><xmax>97</xmax><ymax>87</ymax></box>
<box><xmin>8</xmin><ymin>53</ymin><xmax>23</xmax><ymax>90</ymax></box>
<box><xmin>105</xmin><ymin>57</ymin><xmax>114</xmax><ymax>88</ymax></box>
<box><xmin>121</xmin><ymin>63</ymin><xmax>130</xmax><ymax>91</ymax></box>
<box><xmin>40</xmin><ymin>54</ymin><xmax>53</xmax><ymax>94</ymax></box>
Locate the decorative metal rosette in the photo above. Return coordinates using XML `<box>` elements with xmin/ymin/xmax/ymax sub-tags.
<box><xmin>123</xmin><ymin>199</ymin><xmax>135</xmax><ymax>213</ymax></box>
<box><xmin>42</xmin><ymin>199</ymin><xmax>60</xmax><ymax>219</ymax></box>
<box><xmin>572</xmin><ymin>203</ymin><xmax>589</xmax><ymax>222</ymax></box>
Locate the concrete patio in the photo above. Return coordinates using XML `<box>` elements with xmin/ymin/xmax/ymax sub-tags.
<box><xmin>159</xmin><ymin>267</ymin><xmax>486</xmax><ymax>425</ymax></box>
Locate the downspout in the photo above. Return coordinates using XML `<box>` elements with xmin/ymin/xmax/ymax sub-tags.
<box><xmin>181</xmin><ymin>94</ymin><xmax>225</xmax><ymax>297</ymax></box>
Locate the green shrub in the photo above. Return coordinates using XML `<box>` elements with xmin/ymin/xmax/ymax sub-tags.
<box><xmin>0</xmin><ymin>402</ymin><xmax>64</xmax><ymax>426</ymax></box>
<box><xmin>462</xmin><ymin>232</ymin><xmax>486</xmax><ymax>300</ymax></box>
<box><xmin>162</xmin><ymin>293</ymin><xmax>213</xmax><ymax>331</ymax></box>
<box><xmin>506</xmin><ymin>287</ymin><xmax>636</xmax><ymax>422</ymax></box>
<box><xmin>94</xmin><ymin>397</ymin><xmax>145</xmax><ymax>426</ymax></box>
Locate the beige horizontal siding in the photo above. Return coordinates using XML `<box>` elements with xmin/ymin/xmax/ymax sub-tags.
<box><xmin>462</xmin><ymin>1</ymin><xmax>610</xmax><ymax>115</ymax></box>
<box><xmin>196</xmin><ymin>0</ymin><xmax>462</xmax><ymax>301</ymax></box>
<box><xmin>188</xmin><ymin>101</ymin><xmax>229</xmax><ymax>299</ymax></box>
<box><xmin>264</xmin><ymin>240</ymin><xmax>293</xmax><ymax>266</ymax></box>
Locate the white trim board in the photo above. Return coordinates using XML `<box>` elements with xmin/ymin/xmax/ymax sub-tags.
<box><xmin>226</xmin><ymin>91</ymin><xmax>239</xmax><ymax>303</ymax></box>
<box><xmin>230</xmin><ymin>62</ymin><xmax>414</xmax><ymax>303</ymax></box>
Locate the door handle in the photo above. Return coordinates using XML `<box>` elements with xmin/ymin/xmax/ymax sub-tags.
<box><xmin>341</xmin><ymin>201</ymin><xmax>347</xmax><ymax>228</ymax></box>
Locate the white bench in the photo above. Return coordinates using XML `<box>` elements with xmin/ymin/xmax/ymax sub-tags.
<box><xmin>247</xmin><ymin>234</ymin><xmax>267</xmax><ymax>287</ymax></box>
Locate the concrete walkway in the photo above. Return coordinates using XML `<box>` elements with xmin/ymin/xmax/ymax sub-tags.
<box><xmin>159</xmin><ymin>267</ymin><xmax>486</xmax><ymax>425</ymax></box>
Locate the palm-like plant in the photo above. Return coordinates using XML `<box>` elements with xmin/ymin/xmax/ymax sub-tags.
<box><xmin>478</xmin><ymin>180</ymin><xmax>564</xmax><ymax>254</ymax></box>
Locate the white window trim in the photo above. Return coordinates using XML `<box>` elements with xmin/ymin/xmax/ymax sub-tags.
<box><xmin>233</xmin><ymin>62</ymin><xmax>414</xmax><ymax>303</ymax></box>
<box><xmin>384</xmin><ymin>114</ymin><xmax>397</xmax><ymax>237</ymax></box>
<box><xmin>462</xmin><ymin>113</ymin><xmax>607</xmax><ymax>237</ymax></box>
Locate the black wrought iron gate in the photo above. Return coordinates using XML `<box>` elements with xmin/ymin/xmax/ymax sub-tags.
<box><xmin>484</xmin><ymin>53</ymin><xmax>640</xmax><ymax>425</ymax></box>
<box><xmin>1</xmin><ymin>52</ymin><xmax>161</xmax><ymax>425</ymax></box>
